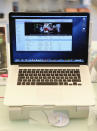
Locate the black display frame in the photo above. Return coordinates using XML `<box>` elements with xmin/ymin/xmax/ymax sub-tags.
<box><xmin>9</xmin><ymin>12</ymin><xmax>90</xmax><ymax>65</ymax></box>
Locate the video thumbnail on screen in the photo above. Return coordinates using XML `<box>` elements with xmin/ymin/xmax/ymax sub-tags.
<box><xmin>25</xmin><ymin>22</ymin><xmax>72</xmax><ymax>35</ymax></box>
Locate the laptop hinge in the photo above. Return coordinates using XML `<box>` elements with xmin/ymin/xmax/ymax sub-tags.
<box><xmin>19</xmin><ymin>64</ymin><xmax>80</xmax><ymax>67</ymax></box>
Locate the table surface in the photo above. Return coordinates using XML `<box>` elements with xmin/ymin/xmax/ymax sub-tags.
<box><xmin>0</xmin><ymin>83</ymin><xmax>97</xmax><ymax>131</ymax></box>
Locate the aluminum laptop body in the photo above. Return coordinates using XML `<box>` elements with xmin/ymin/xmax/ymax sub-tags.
<box><xmin>4</xmin><ymin>12</ymin><xmax>95</xmax><ymax>107</ymax></box>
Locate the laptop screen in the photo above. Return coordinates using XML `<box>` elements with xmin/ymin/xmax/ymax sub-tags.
<box><xmin>9</xmin><ymin>13</ymin><xmax>89</xmax><ymax>64</ymax></box>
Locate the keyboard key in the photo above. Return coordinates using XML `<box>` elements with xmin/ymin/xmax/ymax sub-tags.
<box><xmin>73</xmin><ymin>82</ymin><xmax>77</xmax><ymax>85</ymax></box>
<box><xmin>26</xmin><ymin>82</ymin><xmax>30</xmax><ymax>85</ymax></box>
<box><xmin>17</xmin><ymin>82</ymin><xmax>21</xmax><ymax>85</ymax></box>
<box><xmin>64</xmin><ymin>82</ymin><xmax>68</xmax><ymax>85</ymax></box>
<box><xmin>78</xmin><ymin>83</ymin><xmax>82</xmax><ymax>85</ymax></box>
<box><xmin>36</xmin><ymin>82</ymin><xmax>58</xmax><ymax>85</ymax></box>
<box><xmin>22</xmin><ymin>82</ymin><xmax>25</xmax><ymax>85</ymax></box>
<box><xmin>31</xmin><ymin>82</ymin><xmax>35</xmax><ymax>85</ymax></box>
<box><xmin>59</xmin><ymin>82</ymin><xmax>63</xmax><ymax>85</ymax></box>
<box><xmin>69</xmin><ymin>83</ymin><xmax>73</xmax><ymax>85</ymax></box>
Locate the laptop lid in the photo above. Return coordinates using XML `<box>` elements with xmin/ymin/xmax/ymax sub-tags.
<box><xmin>9</xmin><ymin>12</ymin><xmax>89</xmax><ymax>65</ymax></box>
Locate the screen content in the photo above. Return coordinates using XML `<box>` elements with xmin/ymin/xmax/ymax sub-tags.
<box><xmin>11</xmin><ymin>15</ymin><xmax>88</xmax><ymax>63</ymax></box>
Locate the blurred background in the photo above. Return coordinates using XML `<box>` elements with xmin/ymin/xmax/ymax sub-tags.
<box><xmin>0</xmin><ymin>0</ymin><xmax>97</xmax><ymax>41</ymax></box>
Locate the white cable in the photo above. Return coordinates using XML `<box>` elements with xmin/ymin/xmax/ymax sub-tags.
<box><xmin>41</xmin><ymin>110</ymin><xmax>70</xmax><ymax>127</ymax></box>
<box><xmin>0</xmin><ymin>68</ymin><xmax>8</xmax><ymax>71</ymax></box>
<box><xmin>29</xmin><ymin>110</ymin><xmax>70</xmax><ymax>127</ymax></box>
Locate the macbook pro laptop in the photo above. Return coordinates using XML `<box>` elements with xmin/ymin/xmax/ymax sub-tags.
<box><xmin>4</xmin><ymin>12</ymin><xmax>95</xmax><ymax>106</ymax></box>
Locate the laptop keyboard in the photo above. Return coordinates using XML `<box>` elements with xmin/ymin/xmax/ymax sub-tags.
<box><xmin>17</xmin><ymin>69</ymin><xmax>82</xmax><ymax>86</ymax></box>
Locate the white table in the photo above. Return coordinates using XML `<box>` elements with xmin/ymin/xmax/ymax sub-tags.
<box><xmin>0</xmin><ymin>83</ymin><xmax>97</xmax><ymax>131</ymax></box>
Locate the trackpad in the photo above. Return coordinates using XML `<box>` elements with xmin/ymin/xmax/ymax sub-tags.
<box><xmin>36</xmin><ymin>87</ymin><xmax>63</xmax><ymax>104</ymax></box>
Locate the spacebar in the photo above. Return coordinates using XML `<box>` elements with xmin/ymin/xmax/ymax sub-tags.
<box><xmin>36</xmin><ymin>82</ymin><xmax>58</xmax><ymax>85</ymax></box>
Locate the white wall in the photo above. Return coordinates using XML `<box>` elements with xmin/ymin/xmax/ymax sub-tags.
<box><xmin>83</xmin><ymin>0</ymin><xmax>91</xmax><ymax>6</ymax></box>
<box><xmin>0</xmin><ymin>0</ymin><xmax>12</xmax><ymax>20</ymax></box>
<box><xmin>19</xmin><ymin>0</ymin><xmax>66</xmax><ymax>12</ymax></box>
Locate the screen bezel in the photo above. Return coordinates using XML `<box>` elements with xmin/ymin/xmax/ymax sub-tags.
<box><xmin>9</xmin><ymin>12</ymin><xmax>90</xmax><ymax>65</ymax></box>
